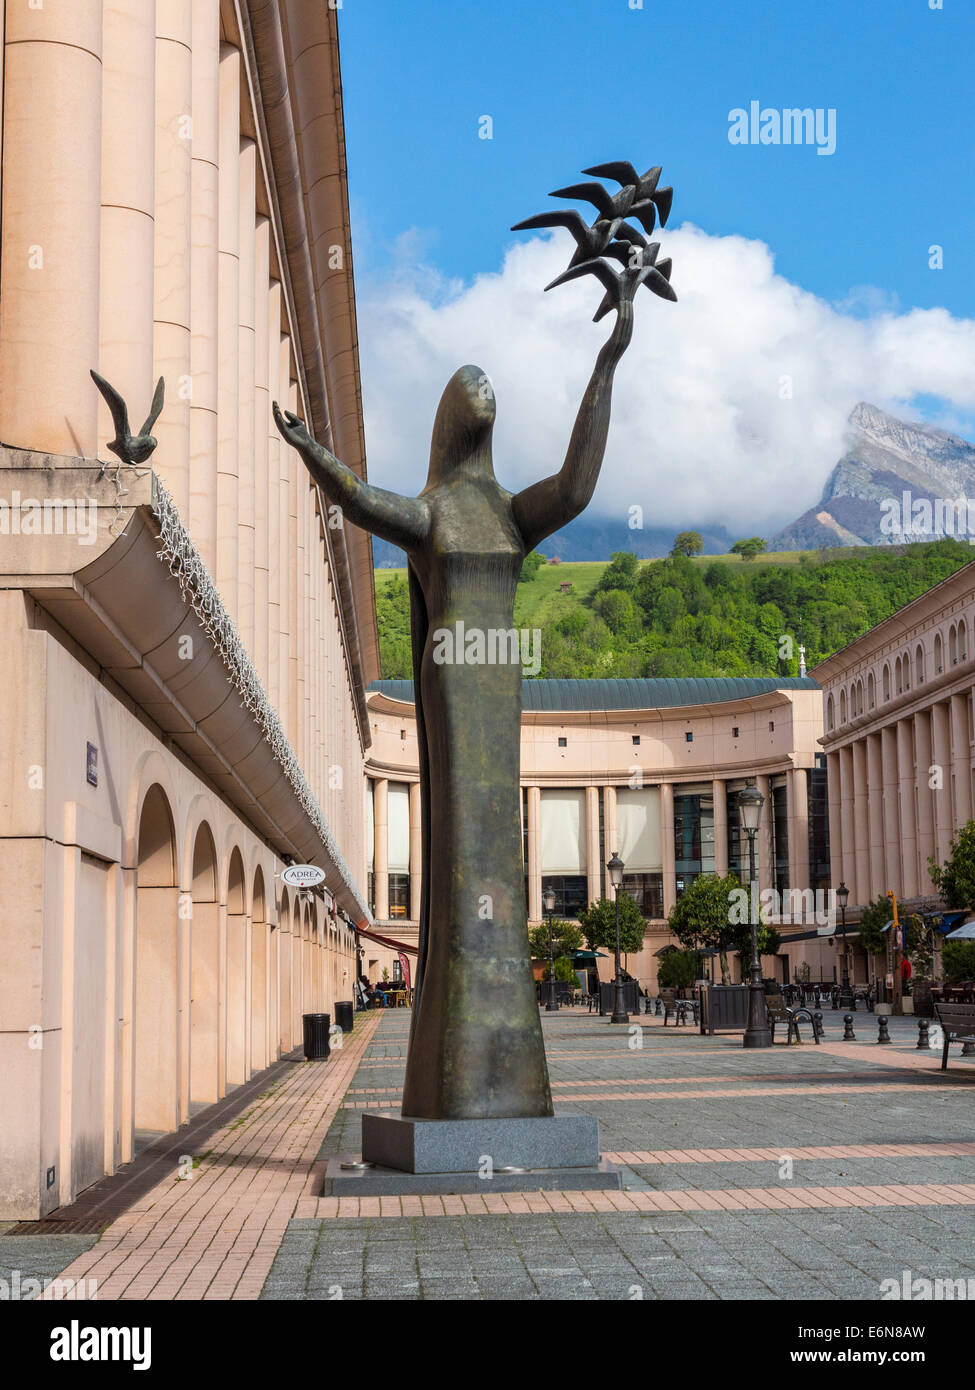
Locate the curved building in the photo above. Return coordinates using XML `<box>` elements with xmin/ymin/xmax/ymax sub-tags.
<box><xmin>364</xmin><ymin>676</ymin><xmax>829</xmax><ymax>990</ymax></box>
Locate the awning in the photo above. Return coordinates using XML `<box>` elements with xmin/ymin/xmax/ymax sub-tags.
<box><xmin>573</xmin><ymin>950</ymin><xmax>608</xmax><ymax>961</ymax></box>
<box><xmin>356</xmin><ymin>925</ymin><xmax>418</xmax><ymax>955</ymax></box>
<box><xmin>936</xmin><ymin>911</ymin><xmax>971</xmax><ymax>935</ymax></box>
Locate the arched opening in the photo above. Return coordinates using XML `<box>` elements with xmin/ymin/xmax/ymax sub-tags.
<box><xmin>250</xmin><ymin>867</ymin><xmax>269</xmax><ymax>1073</ymax></box>
<box><xmin>935</xmin><ymin>632</ymin><xmax>944</xmax><ymax>674</ymax></box>
<box><xmin>867</xmin><ymin>672</ymin><xmax>875</xmax><ymax>709</ymax></box>
<box><xmin>839</xmin><ymin>689</ymin><xmax>847</xmax><ymax>723</ymax></box>
<box><xmin>826</xmin><ymin>694</ymin><xmax>834</xmax><ymax>731</ymax></box>
<box><xmin>278</xmin><ymin>888</ymin><xmax>293</xmax><ymax>1055</ymax></box>
<box><xmin>189</xmin><ymin>822</ymin><xmax>220</xmax><ymax>1106</ymax></box>
<box><xmin>949</xmin><ymin>625</ymin><xmax>958</xmax><ymax>666</ymax></box>
<box><xmin>895</xmin><ymin>656</ymin><xmax>902</xmax><ymax>695</ymax></box>
<box><xmin>135</xmin><ymin>784</ymin><xmax>179</xmax><ymax>1136</ymax></box>
<box><xmin>915</xmin><ymin>645</ymin><xmax>924</xmax><ymax>683</ymax></box>
<box><xmin>883</xmin><ymin>664</ymin><xmax>891</xmax><ymax>701</ymax></box>
<box><xmin>291</xmin><ymin>896</ymin><xmax>303</xmax><ymax>1046</ymax></box>
<box><xmin>960</xmin><ymin>620</ymin><xmax>968</xmax><ymax>662</ymax></box>
<box><xmin>226</xmin><ymin>847</ymin><xmax>248</xmax><ymax>1087</ymax></box>
<box><xmin>902</xmin><ymin>652</ymin><xmax>910</xmax><ymax>691</ymax></box>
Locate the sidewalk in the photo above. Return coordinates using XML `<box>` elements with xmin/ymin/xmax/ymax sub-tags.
<box><xmin>27</xmin><ymin>1003</ymin><xmax>975</xmax><ymax>1300</ymax></box>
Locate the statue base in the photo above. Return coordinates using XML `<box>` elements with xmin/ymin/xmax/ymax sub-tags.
<box><xmin>322</xmin><ymin>1111</ymin><xmax>622</xmax><ymax>1195</ymax></box>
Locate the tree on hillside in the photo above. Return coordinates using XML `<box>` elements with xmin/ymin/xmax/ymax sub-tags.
<box><xmin>578</xmin><ymin>895</ymin><xmax>647</xmax><ymax>959</ymax></box>
<box><xmin>593</xmin><ymin>549</ymin><xmax>638</xmax><ymax>594</ymax></box>
<box><xmin>671</xmin><ymin>530</ymin><xmax>704</xmax><ymax>558</ymax></box>
<box><xmin>730</xmin><ymin>537</ymin><xmax>768</xmax><ymax>561</ymax></box>
<box><xmin>519</xmin><ymin>550</ymin><xmax>545</xmax><ymax>583</ymax></box>
<box><xmin>593</xmin><ymin>588</ymin><xmax>636</xmax><ymax>636</ymax></box>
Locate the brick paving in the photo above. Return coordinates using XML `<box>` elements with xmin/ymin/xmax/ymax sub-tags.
<box><xmin>21</xmin><ymin>1003</ymin><xmax>975</xmax><ymax>1301</ymax></box>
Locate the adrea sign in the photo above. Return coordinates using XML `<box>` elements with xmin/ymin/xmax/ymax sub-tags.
<box><xmin>280</xmin><ymin>863</ymin><xmax>327</xmax><ymax>889</ymax></box>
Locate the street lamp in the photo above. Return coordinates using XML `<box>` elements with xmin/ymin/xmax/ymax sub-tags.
<box><xmin>543</xmin><ymin>886</ymin><xmax>559</xmax><ymax>1011</ymax></box>
<box><xmin>607</xmin><ymin>851</ymin><xmax>628</xmax><ymax>1024</ymax></box>
<box><xmin>836</xmin><ymin>881</ymin><xmax>852</xmax><ymax>1008</ymax></box>
<box><xmin>738</xmin><ymin>786</ymin><xmax>771</xmax><ymax>1048</ymax></box>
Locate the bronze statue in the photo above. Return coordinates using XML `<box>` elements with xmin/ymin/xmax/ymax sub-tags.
<box><xmin>273</xmin><ymin>163</ymin><xmax>676</xmax><ymax>1124</ymax></box>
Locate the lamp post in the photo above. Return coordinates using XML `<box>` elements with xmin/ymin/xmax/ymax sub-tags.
<box><xmin>738</xmin><ymin>786</ymin><xmax>771</xmax><ymax>1048</ymax></box>
<box><xmin>543</xmin><ymin>887</ymin><xmax>559</xmax><ymax>1011</ymax></box>
<box><xmin>607</xmin><ymin>851</ymin><xmax>628</xmax><ymax>1024</ymax></box>
<box><xmin>836</xmin><ymin>881</ymin><xmax>852</xmax><ymax>1008</ymax></box>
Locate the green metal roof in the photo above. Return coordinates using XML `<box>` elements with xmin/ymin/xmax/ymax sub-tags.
<box><xmin>368</xmin><ymin>677</ymin><xmax>821</xmax><ymax>712</ymax></box>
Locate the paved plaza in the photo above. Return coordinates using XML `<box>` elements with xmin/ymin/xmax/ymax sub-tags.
<box><xmin>7</xmin><ymin>1004</ymin><xmax>975</xmax><ymax>1301</ymax></box>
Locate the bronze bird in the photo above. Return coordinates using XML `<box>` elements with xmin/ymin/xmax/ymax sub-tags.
<box><xmin>510</xmin><ymin>209</ymin><xmax>623</xmax><ymax>267</ymax></box>
<box><xmin>582</xmin><ymin>161</ymin><xmax>674</xmax><ymax>228</ymax></box>
<box><xmin>90</xmin><ymin>369</ymin><xmax>165</xmax><ymax>466</ymax></box>
<box><xmin>545</xmin><ymin>255</ymin><xmax>677</xmax><ymax>322</ymax></box>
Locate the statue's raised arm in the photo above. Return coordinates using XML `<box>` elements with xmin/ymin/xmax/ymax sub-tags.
<box><xmin>512</xmin><ymin>301</ymin><xmax>633</xmax><ymax>553</ymax></box>
<box><xmin>509</xmin><ymin>159</ymin><xmax>676</xmax><ymax>554</ymax></box>
<box><xmin>273</xmin><ymin>401</ymin><xmax>430</xmax><ymax>551</ymax></box>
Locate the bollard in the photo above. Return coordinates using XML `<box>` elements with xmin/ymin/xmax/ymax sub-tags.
<box><xmin>654</xmin><ymin>997</ymin><xmax>662</xmax><ymax>1016</ymax></box>
<box><xmin>813</xmin><ymin>1010</ymin><xmax>824</xmax><ymax>1039</ymax></box>
<box><xmin>917</xmin><ymin>1018</ymin><xmax>931</xmax><ymax>1050</ymax></box>
<box><xmin>842</xmin><ymin>1014</ymin><xmax>856</xmax><ymax>1041</ymax></box>
<box><xmin>877</xmin><ymin>1014</ymin><xmax>891</xmax><ymax>1044</ymax></box>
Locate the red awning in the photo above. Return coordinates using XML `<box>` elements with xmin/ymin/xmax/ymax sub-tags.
<box><xmin>356</xmin><ymin>924</ymin><xmax>418</xmax><ymax>955</ymax></box>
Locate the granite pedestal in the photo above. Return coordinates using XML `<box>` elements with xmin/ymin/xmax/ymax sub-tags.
<box><xmin>324</xmin><ymin>1110</ymin><xmax>622</xmax><ymax>1196</ymax></box>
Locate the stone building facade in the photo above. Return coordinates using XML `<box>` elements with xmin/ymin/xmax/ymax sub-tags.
<box><xmin>0</xmin><ymin>2</ymin><xmax>376</xmax><ymax>1217</ymax></box>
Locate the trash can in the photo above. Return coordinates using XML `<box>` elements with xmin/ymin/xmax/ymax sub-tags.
<box><xmin>302</xmin><ymin>1012</ymin><xmax>331</xmax><ymax>1060</ymax></box>
<box><xmin>334</xmin><ymin>1001</ymin><xmax>354</xmax><ymax>1035</ymax></box>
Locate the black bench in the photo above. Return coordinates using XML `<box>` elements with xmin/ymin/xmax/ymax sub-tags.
<box><xmin>934</xmin><ymin>1003</ymin><xmax>975</xmax><ymax>1070</ymax></box>
<box><xmin>766</xmin><ymin>994</ymin><xmax>820</xmax><ymax>1045</ymax></box>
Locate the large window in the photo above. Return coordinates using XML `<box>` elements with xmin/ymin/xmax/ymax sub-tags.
<box><xmin>541</xmin><ymin>874</ymin><xmax>588</xmax><ymax>919</ymax></box>
<box><xmin>807</xmin><ymin>757</ymin><xmax>830</xmax><ymax>892</ymax></box>
<box><xmin>771</xmin><ymin>778</ymin><xmax>789</xmax><ymax>897</ymax></box>
<box><xmin>387</xmin><ymin>782</ymin><xmax>411</xmax><ymax>919</ymax></box>
<box><xmin>624</xmin><ymin>872</ymin><xmax>664</xmax><ymax>918</ymax></box>
<box><xmin>674</xmin><ymin>784</ymin><xmax>714</xmax><ymax>879</ymax></box>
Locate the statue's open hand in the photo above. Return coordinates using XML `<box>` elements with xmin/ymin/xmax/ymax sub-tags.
<box><xmin>272</xmin><ymin>400</ymin><xmax>314</xmax><ymax>454</ymax></box>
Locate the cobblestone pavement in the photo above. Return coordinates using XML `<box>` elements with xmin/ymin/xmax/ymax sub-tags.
<box><xmin>261</xmin><ymin>1007</ymin><xmax>975</xmax><ymax>1300</ymax></box>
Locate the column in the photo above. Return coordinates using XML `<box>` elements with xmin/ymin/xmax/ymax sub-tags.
<box><xmin>866</xmin><ymin>733</ymin><xmax>885</xmax><ymax>901</ymax></box>
<box><xmin>253</xmin><ymin>214</ymin><xmax>271</xmax><ymax>685</ymax></box>
<box><xmin>152</xmin><ymin>0</ymin><xmax>193</xmax><ymax>515</ymax></box>
<box><xmin>236</xmin><ymin>137</ymin><xmax>257</xmax><ymax>656</ymax></box>
<box><xmin>880</xmin><ymin>725</ymin><xmax>901</xmax><ymax>898</ymax></box>
<box><xmin>839</xmin><ymin>745</ymin><xmax>856</xmax><ymax>903</ymax></box>
<box><xmin>409</xmin><ymin>781</ymin><xmax>422</xmax><ymax>921</ymax></box>
<box><xmin>97</xmin><ymin>0</ymin><xmax>155</xmax><ymax>461</ymax></box>
<box><xmin>756</xmin><ymin>773</ymin><xmax>772</xmax><ymax>896</ymax></box>
<box><xmin>660</xmin><ymin>783</ymin><xmax>676</xmax><ymax>915</ymax></box>
<box><xmin>712</xmin><ymin>778</ymin><xmax>729</xmax><ymax>876</ymax></box>
<box><xmin>526</xmin><ymin>786</ymin><xmax>541</xmax><ymax>922</ymax></box>
<box><xmin>603</xmin><ymin>784</ymin><xmax>618</xmax><ymax>900</ymax></box>
<box><xmin>950</xmin><ymin>692</ymin><xmax>973</xmax><ymax>827</ymax></box>
<box><xmin>914</xmin><ymin>711</ymin><xmax>936</xmax><ymax>887</ymax></box>
<box><xmin>585</xmin><ymin>786</ymin><xmax>601</xmax><ymax>907</ymax></box>
<box><xmin>373</xmin><ymin>778</ymin><xmax>389</xmax><ymax>921</ymax></box>
<box><xmin>216</xmin><ymin>44</ymin><xmax>240</xmax><ymax>615</ymax></box>
<box><xmin>189</xmin><ymin>0</ymin><xmax>220</xmax><ymax>569</ymax></box>
<box><xmin>931</xmin><ymin>701</ymin><xmax>953</xmax><ymax>863</ymax></box>
<box><xmin>0</xmin><ymin>2</ymin><xmax>103</xmax><ymax>456</ymax></box>
<box><xmin>787</xmin><ymin>767</ymin><xmax>809</xmax><ymax>892</ymax></box>
<box><xmin>852</xmin><ymin>741</ymin><xmax>870</xmax><ymax>903</ymax></box>
<box><xmin>897</xmin><ymin>718</ymin><xmax>919</xmax><ymax>899</ymax></box>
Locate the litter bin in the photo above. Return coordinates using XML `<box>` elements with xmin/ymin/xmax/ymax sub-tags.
<box><xmin>302</xmin><ymin>1012</ymin><xmax>331</xmax><ymax>1060</ymax></box>
<box><xmin>334</xmin><ymin>1000</ymin><xmax>354</xmax><ymax>1035</ymax></box>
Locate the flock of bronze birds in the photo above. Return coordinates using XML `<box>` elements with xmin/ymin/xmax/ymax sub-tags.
<box><xmin>511</xmin><ymin>160</ymin><xmax>677</xmax><ymax>319</ymax></box>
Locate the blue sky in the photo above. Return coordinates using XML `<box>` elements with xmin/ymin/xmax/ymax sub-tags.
<box><xmin>337</xmin><ymin>0</ymin><xmax>975</xmax><ymax>530</ymax></box>
<box><xmin>340</xmin><ymin>0</ymin><xmax>973</xmax><ymax>316</ymax></box>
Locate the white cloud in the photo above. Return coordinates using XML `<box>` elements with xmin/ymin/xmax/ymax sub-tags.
<box><xmin>355</xmin><ymin>224</ymin><xmax>975</xmax><ymax>534</ymax></box>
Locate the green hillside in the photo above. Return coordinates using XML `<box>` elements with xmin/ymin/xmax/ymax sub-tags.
<box><xmin>373</xmin><ymin>540</ymin><xmax>975</xmax><ymax>680</ymax></box>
